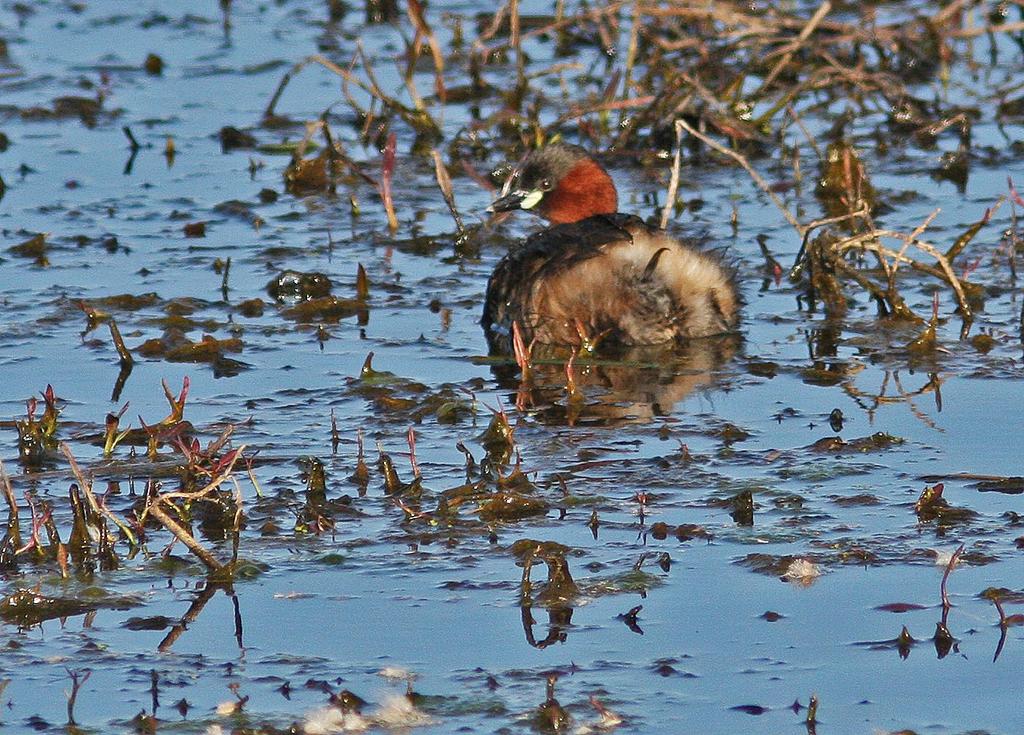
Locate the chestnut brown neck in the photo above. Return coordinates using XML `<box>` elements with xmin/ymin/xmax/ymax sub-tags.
<box><xmin>539</xmin><ymin>158</ymin><xmax>618</xmax><ymax>225</ymax></box>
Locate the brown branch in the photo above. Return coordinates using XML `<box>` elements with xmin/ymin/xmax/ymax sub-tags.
<box><xmin>380</xmin><ymin>132</ymin><xmax>399</xmax><ymax>233</ymax></box>
<box><xmin>478</xmin><ymin>0</ymin><xmax>631</xmax><ymax>54</ymax></box>
<box><xmin>146</xmin><ymin>501</ymin><xmax>224</xmax><ymax>574</ymax></box>
<box><xmin>940</xmin><ymin>543</ymin><xmax>965</xmax><ymax>611</ymax></box>
<box><xmin>430</xmin><ymin>149</ymin><xmax>465</xmax><ymax>236</ymax></box>
<box><xmin>0</xmin><ymin>461</ymin><xmax>19</xmax><ymax>550</ymax></box>
<box><xmin>61</xmin><ymin>442</ymin><xmax>137</xmax><ymax>547</ymax></box>
<box><xmin>677</xmin><ymin>118</ymin><xmax>803</xmax><ymax>234</ymax></box>
<box><xmin>108</xmin><ymin>319</ymin><xmax>134</xmax><ymax>371</ymax></box>
<box><xmin>755</xmin><ymin>1</ymin><xmax>832</xmax><ymax>95</ymax></box>
<box><xmin>660</xmin><ymin>120</ymin><xmax>685</xmax><ymax>230</ymax></box>
<box><xmin>264</xmin><ymin>53</ymin><xmax>387</xmax><ymax>121</ymax></box>
<box><xmin>948</xmin><ymin>20</ymin><xmax>1024</xmax><ymax>39</ymax></box>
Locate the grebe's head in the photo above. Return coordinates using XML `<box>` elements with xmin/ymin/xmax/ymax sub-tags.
<box><xmin>488</xmin><ymin>144</ymin><xmax>618</xmax><ymax>225</ymax></box>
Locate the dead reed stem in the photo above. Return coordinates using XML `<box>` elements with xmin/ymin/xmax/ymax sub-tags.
<box><xmin>108</xmin><ymin>319</ymin><xmax>133</xmax><ymax>370</ymax></box>
<box><xmin>756</xmin><ymin>0</ymin><xmax>832</xmax><ymax>95</ymax></box>
<box><xmin>380</xmin><ymin>132</ymin><xmax>399</xmax><ymax>232</ymax></box>
<box><xmin>61</xmin><ymin>442</ymin><xmax>138</xmax><ymax>547</ymax></box>
<box><xmin>940</xmin><ymin>543</ymin><xmax>965</xmax><ymax>610</ymax></box>
<box><xmin>660</xmin><ymin>120</ymin><xmax>685</xmax><ymax>230</ymax></box>
<box><xmin>676</xmin><ymin>118</ymin><xmax>804</xmax><ymax>234</ymax></box>
<box><xmin>431</xmin><ymin>149</ymin><xmax>465</xmax><ymax>236</ymax></box>
<box><xmin>146</xmin><ymin>501</ymin><xmax>225</xmax><ymax>574</ymax></box>
<box><xmin>0</xmin><ymin>461</ymin><xmax>20</xmax><ymax>549</ymax></box>
<box><xmin>406</xmin><ymin>0</ymin><xmax>446</xmax><ymax>102</ymax></box>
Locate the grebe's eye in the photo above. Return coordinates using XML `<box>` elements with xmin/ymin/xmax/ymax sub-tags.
<box><xmin>540</xmin><ymin>178</ymin><xmax>552</xmax><ymax>191</ymax></box>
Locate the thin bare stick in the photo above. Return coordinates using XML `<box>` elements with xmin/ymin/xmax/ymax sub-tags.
<box><xmin>406</xmin><ymin>427</ymin><xmax>421</xmax><ymax>479</ymax></box>
<box><xmin>620</xmin><ymin>1</ymin><xmax>641</xmax><ymax>111</ymax></box>
<box><xmin>660</xmin><ymin>120</ymin><xmax>685</xmax><ymax>230</ymax></box>
<box><xmin>786</xmin><ymin>105</ymin><xmax>822</xmax><ymax>160</ymax></box>
<box><xmin>475</xmin><ymin>1</ymin><xmax>508</xmax><ymax>44</ymax></box>
<box><xmin>898</xmin><ymin>208</ymin><xmax>942</xmax><ymax>266</ymax></box>
<box><xmin>0</xmin><ymin>462</ymin><xmax>16</xmax><ymax>515</ymax></box>
<box><xmin>510</xmin><ymin>0</ymin><xmax>525</xmax><ymax>92</ymax></box>
<box><xmin>244</xmin><ymin>455</ymin><xmax>263</xmax><ymax>499</ymax></box>
<box><xmin>948</xmin><ymin>20</ymin><xmax>1024</xmax><ymax>39</ymax></box>
<box><xmin>397</xmin><ymin>55</ymin><xmax>426</xmax><ymax>112</ymax></box>
<box><xmin>380</xmin><ymin>132</ymin><xmax>399</xmax><ymax>233</ymax></box>
<box><xmin>430</xmin><ymin>149</ymin><xmax>465</xmax><ymax>236</ymax></box>
<box><xmin>0</xmin><ymin>461</ymin><xmax>19</xmax><ymax>549</ymax></box>
<box><xmin>832</xmin><ymin>230</ymin><xmax>972</xmax><ymax>295</ymax></box>
<box><xmin>801</xmin><ymin>207</ymin><xmax>872</xmax><ymax>239</ymax></box>
<box><xmin>551</xmin><ymin>93</ymin><xmax>655</xmax><ymax>129</ymax></box>
<box><xmin>483</xmin><ymin>0</ymin><xmax>630</xmax><ymax>53</ymax></box>
<box><xmin>61</xmin><ymin>443</ymin><xmax>138</xmax><ymax>547</ymax></box>
<box><xmin>264</xmin><ymin>53</ymin><xmax>388</xmax><ymax>120</ymax></box>
<box><xmin>932</xmin><ymin>0</ymin><xmax>976</xmax><ymax>24</ymax></box>
<box><xmin>65</xmin><ymin>668</ymin><xmax>91</xmax><ymax>726</ymax></box>
<box><xmin>906</xmin><ymin>239</ymin><xmax>972</xmax><ymax>320</ymax></box>
<box><xmin>147</xmin><ymin>501</ymin><xmax>224</xmax><ymax>573</ymax></box>
<box><xmin>940</xmin><ymin>543</ymin><xmax>965</xmax><ymax>610</ymax></box>
<box><xmin>677</xmin><ymin>119</ymin><xmax>803</xmax><ymax>234</ymax></box>
<box><xmin>108</xmin><ymin>319</ymin><xmax>134</xmax><ymax>371</ymax></box>
<box><xmin>406</xmin><ymin>0</ymin><xmax>446</xmax><ymax>101</ymax></box>
<box><xmin>231</xmin><ymin>476</ymin><xmax>243</xmax><ymax>565</ymax></box>
<box><xmin>756</xmin><ymin>1</ymin><xmax>832</xmax><ymax>94</ymax></box>
<box><xmin>947</xmin><ymin>198</ymin><xmax>1004</xmax><ymax>262</ymax></box>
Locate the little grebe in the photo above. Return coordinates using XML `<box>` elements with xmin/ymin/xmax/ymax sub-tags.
<box><xmin>482</xmin><ymin>144</ymin><xmax>739</xmax><ymax>354</ymax></box>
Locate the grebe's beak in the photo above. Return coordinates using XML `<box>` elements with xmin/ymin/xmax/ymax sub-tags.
<box><xmin>487</xmin><ymin>189</ymin><xmax>544</xmax><ymax>214</ymax></box>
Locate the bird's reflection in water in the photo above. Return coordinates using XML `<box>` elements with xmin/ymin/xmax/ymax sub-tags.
<box><xmin>513</xmin><ymin>539</ymin><xmax>580</xmax><ymax>649</ymax></box>
<box><xmin>491</xmin><ymin>334</ymin><xmax>740</xmax><ymax>425</ymax></box>
<box><xmin>521</xmin><ymin>604</ymin><xmax>574</xmax><ymax>649</ymax></box>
